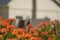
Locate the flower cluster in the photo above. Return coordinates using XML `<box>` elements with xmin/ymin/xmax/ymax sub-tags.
<box><xmin>0</xmin><ymin>16</ymin><xmax>60</xmax><ymax>40</ymax></box>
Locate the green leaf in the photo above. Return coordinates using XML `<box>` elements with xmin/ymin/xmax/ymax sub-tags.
<box><xmin>6</xmin><ymin>31</ymin><xmax>12</xmax><ymax>38</ymax></box>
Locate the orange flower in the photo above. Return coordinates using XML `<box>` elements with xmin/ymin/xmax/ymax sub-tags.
<box><xmin>12</xmin><ymin>29</ymin><xmax>18</xmax><ymax>35</ymax></box>
<box><xmin>0</xmin><ymin>35</ymin><xmax>3</xmax><ymax>39</ymax></box>
<box><xmin>4</xmin><ymin>18</ymin><xmax>15</xmax><ymax>23</ymax></box>
<box><xmin>38</xmin><ymin>22</ymin><xmax>44</xmax><ymax>27</ymax></box>
<box><xmin>42</xmin><ymin>31</ymin><xmax>48</xmax><ymax>36</ymax></box>
<box><xmin>31</xmin><ymin>37</ymin><xmax>42</xmax><ymax>40</ymax></box>
<box><xmin>27</xmin><ymin>24</ymin><xmax>33</xmax><ymax>29</ymax></box>
<box><xmin>6</xmin><ymin>38</ymin><xmax>18</xmax><ymax>40</ymax></box>
<box><xmin>7</xmin><ymin>25</ymin><xmax>16</xmax><ymax>30</ymax></box>
<box><xmin>9</xmin><ymin>18</ymin><xmax>15</xmax><ymax>22</ymax></box>
<box><xmin>1</xmin><ymin>28</ymin><xmax>7</xmax><ymax>33</ymax></box>
<box><xmin>30</xmin><ymin>28</ymin><xmax>37</xmax><ymax>33</ymax></box>
<box><xmin>44</xmin><ymin>21</ymin><xmax>50</xmax><ymax>26</ymax></box>
<box><xmin>17</xmin><ymin>28</ymin><xmax>26</xmax><ymax>34</ymax></box>
<box><xmin>33</xmin><ymin>32</ymin><xmax>38</xmax><ymax>37</ymax></box>
<box><xmin>18</xmin><ymin>33</ymin><xmax>25</xmax><ymax>39</ymax></box>
<box><xmin>2</xmin><ymin>21</ymin><xmax>9</xmax><ymax>27</ymax></box>
<box><xmin>25</xmin><ymin>33</ymin><xmax>32</xmax><ymax>38</ymax></box>
<box><xmin>47</xmin><ymin>38</ymin><xmax>54</xmax><ymax>40</ymax></box>
<box><xmin>48</xmin><ymin>38</ymin><xmax>51</xmax><ymax>40</ymax></box>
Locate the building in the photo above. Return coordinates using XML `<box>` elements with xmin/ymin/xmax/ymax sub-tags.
<box><xmin>0</xmin><ymin>0</ymin><xmax>60</xmax><ymax>20</ymax></box>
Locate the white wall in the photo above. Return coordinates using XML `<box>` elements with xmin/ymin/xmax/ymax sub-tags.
<box><xmin>36</xmin><ymin>0</ymin><xmax>60</xmax><ymax>20</ymax></box>
<box><xmin>8</xmin><ymin>0</ymin><xmax>60</xmax><ymax>20</ymax></box>
<box><xmin>37</xmin><ymin>0</ymin><xmax>60</xmax><ymax>10</ymax></box>
<box><xmin>8</xmin><ymin>0</ymin><xmax>32</xmax><ymax>19</ymax></box>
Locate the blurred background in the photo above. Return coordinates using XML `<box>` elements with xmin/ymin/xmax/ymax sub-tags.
<box><xmin>0</xmin><ymin>0</ymin><xmax>60</xmax><ymax>27</ymax></box>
